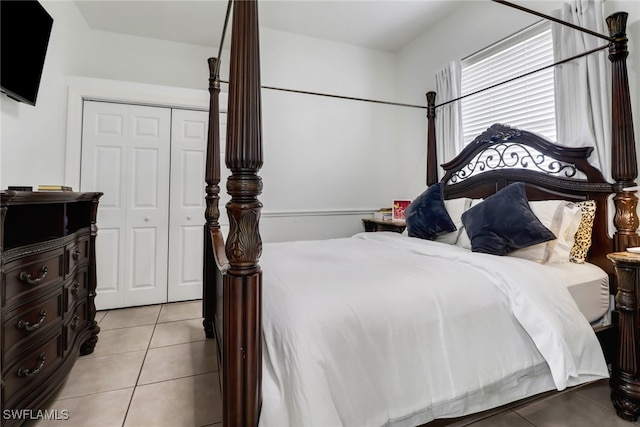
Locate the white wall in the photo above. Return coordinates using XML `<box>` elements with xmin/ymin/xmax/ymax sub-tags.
<box><xmin>394</xmin><ymin>0</ymin><xmax>640</xmax><ymax>199</ymax></box>
<box><xmin>1</xmin><ymin>1</ymin><xmax>398</xmax><ymax>242</ymax></box>
<box><xmin>259</xmin><ymin>28</ymin><xmax>397</xmax><ymax>213</ymax></box>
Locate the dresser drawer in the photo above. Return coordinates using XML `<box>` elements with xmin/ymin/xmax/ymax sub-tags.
<box><xmin>3</xmin><ymin>249</ymin><xmax>65</xmax><ymax>308</ymax></box>
<box><xmin>65</xmin><ymin>234</ymin><xmax>90</xmax><ymax>277</ymax></box>
<box><xmin>63</xmin><ymin>268</ymin><xmax>88</xmax><ymax>316</ymax></box>
<box><xmin>64</xmin><ymin>301</ymin><xmax>88</xmax><ymax>353</ymax></box>
<box><xmin>2</xmin><ymin>289</ymin><xmax>63</xmax><ymax>364</ymax></box>
<box><xmin>3</xmin><ymin>331</ymin><xmax>64</xmax><ymax>409</ymax></box>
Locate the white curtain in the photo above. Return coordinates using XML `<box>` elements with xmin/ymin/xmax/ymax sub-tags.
<box><xmin>552</xmin><ymin>0</ymin><xmax>611</xmax><ymax>181</ymax></box>
<box><xmin>434</xmin><ymin>60</ymin><xmax>463</xmax><ymax>181</ymax></box>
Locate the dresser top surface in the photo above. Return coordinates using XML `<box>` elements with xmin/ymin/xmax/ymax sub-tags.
<box><xmin>1</xmin><ymin>191</ymin><xmax>103</xmax><ymax>206</ymax></box>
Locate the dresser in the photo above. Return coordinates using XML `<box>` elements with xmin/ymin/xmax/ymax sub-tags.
<box><xmin>1</xmin><ymin>191</ymin><xmax>101</xmax><ymax>426</ymax></box>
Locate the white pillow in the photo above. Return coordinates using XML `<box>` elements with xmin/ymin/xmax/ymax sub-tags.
<box><xmin>435</xmin><ymin>198</ymin><xmax>471</xmax><ymax>245</ymax></box>
<box><xmin>508</xmin><ymin>200</ymin><xmax>582</xmax><ymax>263</ymax></box>
<box><xmin>455</xmin><ymin>199</ymin><xmax>483</xmax><ymax>249</ymax></box>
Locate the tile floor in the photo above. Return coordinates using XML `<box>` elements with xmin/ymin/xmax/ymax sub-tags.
<box><xmin>33</xmin><ymin>300</ymin><xmax>221</xmax><ymax>427</ymax></box>
<box><xmin>29</xmin><ymin>300</ymin><xmax>638</xmax><ymax>427</ymax></box>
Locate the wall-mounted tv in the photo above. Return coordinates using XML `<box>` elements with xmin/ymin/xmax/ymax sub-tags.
<box><xmin>1</xmin><ymin>0</ymin><xmax>54</xmax><ymax>106</ymax></box>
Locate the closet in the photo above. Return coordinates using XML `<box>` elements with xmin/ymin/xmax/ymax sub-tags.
<box><xmin>80</xmin><ymin>100</ymin><xmax>225</xmax><ymax>310</ymax></box>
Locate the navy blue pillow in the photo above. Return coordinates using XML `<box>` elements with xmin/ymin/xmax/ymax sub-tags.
<box><xmin>460</xmin><ymin>182</ymin><xmax>555</xmax><ymax>255</ymax></box>
<box><xmin>405</xmin><ymin>183</ymin><xmax>456</xmax><ymax>240</ymax></box>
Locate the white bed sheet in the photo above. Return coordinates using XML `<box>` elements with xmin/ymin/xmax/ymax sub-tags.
<box><xmin>544</xmin><ymin>261</ymin><xmax>610</xmax><ymax>324</ymax></box>
<box><xmin>259</xmin><ymin>232</ymin><xmax>608</xmax><ymax>427</ymax></box>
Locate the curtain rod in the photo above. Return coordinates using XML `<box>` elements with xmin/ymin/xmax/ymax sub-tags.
<box><xmin>213</xmin><ymin>0</ymin><xmax>233</xmax><ymax>79</ymax></box>
<box><xmin>492</xmin><ymin>0</ymin><xmax>613</xmax><ymax>42</ymax></box>
<box><xmin>218</xmin><ymin>80</ymin><xmax>428</xmax><ymax>109</ymax></box>
<box><xmin>434</xmin><ymin>42</ymin><xmax>610</xmax><ymax>109</ymax></box>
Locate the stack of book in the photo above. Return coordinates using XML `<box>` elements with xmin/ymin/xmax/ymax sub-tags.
<box><xmin>37</xmin><ymin>185</ymin><xmax>73</xmax><ymax>192</ymax></box>
<box><xmin>373</xmin><ymin>208</ymin><xmax>393</xmax><ymax>221</ymax></box>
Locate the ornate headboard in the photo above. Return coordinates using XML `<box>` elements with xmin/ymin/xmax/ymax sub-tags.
<box><xmin>437</xmin><ymin>123</ymin><xmax>614</xmax><ymax>281</ymax></box>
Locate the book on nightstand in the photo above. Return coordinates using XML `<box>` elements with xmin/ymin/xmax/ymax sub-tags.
<box><xmin>37</xmin><ymin>185</ymin><xmax>73</xmax><ymax>192</ymax></box>
<box><xmin>373</xmin><ymin>208</ymin><xmax>393</xmax><ymax>221</ymax></box>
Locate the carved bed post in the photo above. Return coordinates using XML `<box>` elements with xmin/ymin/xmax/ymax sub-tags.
<box><xmin>426</xmin><ymin>91</ymin><xmax>438</xmax><ymax>186</ymax></box>
<box><xmin>608</xmin><ymin>12</ymin><xmax>639</xmax><ymax>252</ymax></box>
<box><xmin>203</xmin><ymin>57</ymin><xmax>221</xmax><ymax>340</ymax></box>
<box><xmin>606</xmin><ymin>11</ymin><xmax>640</xmax><ymax>422</ymax></box>
<box><xmin>223</xmin><ymin>0</ymin><xmax>263</xmax><ymax>425</ymax></box>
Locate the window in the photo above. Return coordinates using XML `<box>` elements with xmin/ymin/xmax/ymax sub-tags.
<box><xmin>461</xmin><ymin>21</ymin><xmax>556</xmax><ymax>145</ymax></box>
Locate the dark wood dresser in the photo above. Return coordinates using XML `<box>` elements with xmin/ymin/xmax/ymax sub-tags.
<box><xmin>1</xmin><ymin>191</ymin><xmax>101</xmax><ymax>426</ymax></box>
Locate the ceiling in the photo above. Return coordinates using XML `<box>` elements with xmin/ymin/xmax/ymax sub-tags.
<box><xmin>74</xmin><ymin>0</ymin><xmax>466</xmax><ymax>52</ymax></box>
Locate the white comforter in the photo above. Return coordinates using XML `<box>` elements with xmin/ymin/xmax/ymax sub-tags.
<box><xmin>259</xmin><ymin>232</ymin><xmax>608</xmax><ymax>427</ymax></box>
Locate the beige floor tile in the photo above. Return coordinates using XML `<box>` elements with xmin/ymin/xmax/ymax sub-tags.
<box><xmin>56</xmin><ymin>350</ymin><xmax>146</xmax><ymax>399</ymax></box>
<box><xmin>576</xmin><ymin>379</ymin><xmax>616</xmax><ymax>412</ymax></box>
<box><xmin>465</xmin><ymin>411</ymin><xmax>532</xmax><ymax>427</ymax></box>
<box><xmin>34</xmin><ymin>388</ymin><xmax>134</xmax><ymax>427</ymax></box>
<box><xmin>124</xmin><ymin>373</ymin><xmax>221</xmax><ymax>427</ymax></box>
<box><xmin>138</xmin><ymin>340</ymin><xmax>217</xmax><ymax>385</ymax></box>
<box><xmin>88</xmin><ymin>324</ymin><xmax>155</xmax><ymax>357</ymax></box>
<box><xmin>157</xmin><ymin>300</ymin><xmax>202</xmax><ymax>323</ymax></box>
<box><xmin>516</xmin><ymin>389</ymin><xmax>630</xmax><ymax>427</ymax></box>
<box><xmin>150</xmin><ymin>318</ymin><xmax>207</xmax><ymax>348</ymax></box>
<box><xmin>100</xmin><ymin>305</ymin><xmax>161</xmax><ymax>330</ymax></box>
<box><xmin>95</xmin><ymin>310</ymin><xmax>107</xmax><ymax>324</ymax></box>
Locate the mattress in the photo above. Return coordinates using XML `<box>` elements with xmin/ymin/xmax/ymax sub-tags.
<box><xmin>544</xmin><ymin>261</ymin><xmax>609</xmax><ymax>324</ymax></box>
<box><xmin>259</xmin><ymin>232</ymin><xmax>609</xmax><ymax>427</ymax></box>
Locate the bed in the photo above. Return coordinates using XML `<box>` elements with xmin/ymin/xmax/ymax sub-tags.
<box><xmin>201</xmin><ymin>1</ymin><xmax>639</xmax><ymax>425</ymax></box>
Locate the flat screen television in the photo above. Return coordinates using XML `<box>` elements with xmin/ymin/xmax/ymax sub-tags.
<box><xmin>1</xmin><ymin>0</ymin><xmax>54</xmax><ymax>106</ymax></box>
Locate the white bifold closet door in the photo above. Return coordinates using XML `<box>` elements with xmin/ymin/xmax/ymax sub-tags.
<box><xmin>167</xmin><ymin>109</ymin><xmax>208</xmax><ymax>302</ymax></box>
<box><xmin>80</xmin><ymin>101</ymin><xmax>209</xmax><ymax>310</ymax></box>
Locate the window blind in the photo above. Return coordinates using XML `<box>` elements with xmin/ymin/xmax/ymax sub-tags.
<box><xmin>461</xmin><ymin>21</ymin><xmax>556</xmax><ymax>145</ymax></box>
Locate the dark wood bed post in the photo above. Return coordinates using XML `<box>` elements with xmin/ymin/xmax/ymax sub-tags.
<box><xmin>608</xmin><ymin>12</ymin><xmax>639</xmax><ymax>252</ymax></box>
<box><xmin>607</xmin><ymin>11</ymin><xmax>640</xmax><ymax>422</ymax></box>
<box><xmin>222</xmin><ymin>0</ymin><xmax>264</xmax><ymax>425</ymax></box>
<box><xmin>203</xmin><ymin>57</ymin><xmax>222</xmax><ymax>341</ymax></box>
<box><xmin>426</xmin><ymin>91</ymin><xmax>438</xmax><ymax>186</ymax></box>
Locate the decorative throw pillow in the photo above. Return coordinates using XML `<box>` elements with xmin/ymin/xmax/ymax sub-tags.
<box><xmin>569</xmin><ymin>200</ymin><xmax>596</xmax><ymax>264</ymax></box>
<box><xmin>460</xmin><ymin>182</ymin><xmax>556</xmax><ymax>256</ymax></box>
<box><xmin>405</xmin><ymin>183</ymin><xmax>457</xmax><ymax>240</ymax></box>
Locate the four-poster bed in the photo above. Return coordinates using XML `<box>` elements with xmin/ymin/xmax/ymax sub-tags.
<box><xmin>201</xmin><ymin>0</ymin><xmax>639</xmax><ymax>425</ymax></box>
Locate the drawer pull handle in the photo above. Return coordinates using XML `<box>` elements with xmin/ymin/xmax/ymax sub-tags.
<box><xmin>71</xmin><ymin>315</ymin><xmax>80</xmax><ymax>330</ymax></box>
<box><xmin>17</xmin><ymin>309</ymin><xmax>47</xmax><ymax>331</ymax></box>
<box><xmin>72</xmin><ymin>249</ymin><xmax>81</xmax><ymax>261</ymax></box>
<box><xmin>19</xmin><ymin>266</ymin><xmax>48</xmax><ymax>285</ymax></box>
<box><xmin>71</xmin><ymin>281</ymin><xmax>80</xmax><ymax>296</ymax></box>
<box><xmin>17</xmin><ymin>353</ymin><xmax>46</xmax><ymax>378</ymax></box>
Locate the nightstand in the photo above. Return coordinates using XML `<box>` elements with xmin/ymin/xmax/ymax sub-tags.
<box><xmin>362</xmin><ymin>218</ymin><xmax>406</xmax><ymax>233</ymax></box>
<box><xmin>607</xmin><ymin>251</ymin><xmax>640</xmax><ymax>421</ymax></box>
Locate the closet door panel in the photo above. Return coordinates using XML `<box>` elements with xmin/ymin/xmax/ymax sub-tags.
<box><xmin>168</xmin><ymin>109</ymin><xmax>208</xmax><ymax>302</ymax></box>
<box><xmin>81</xmin><ymin>101</ymin><xmax>170</xmax><ymax>310</ymax></box>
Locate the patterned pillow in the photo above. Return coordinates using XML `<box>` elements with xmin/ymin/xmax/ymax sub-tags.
<box><xmin>569</xmin><ymin>200</ymin><xmax>596</xmax><ymax>264</ymax></box>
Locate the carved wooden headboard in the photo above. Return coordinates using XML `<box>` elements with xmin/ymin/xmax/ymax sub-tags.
<box><xmin>436</xmin><ymin>123</ymin><xmax>614</xmax><ymax>282</ymax></box>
